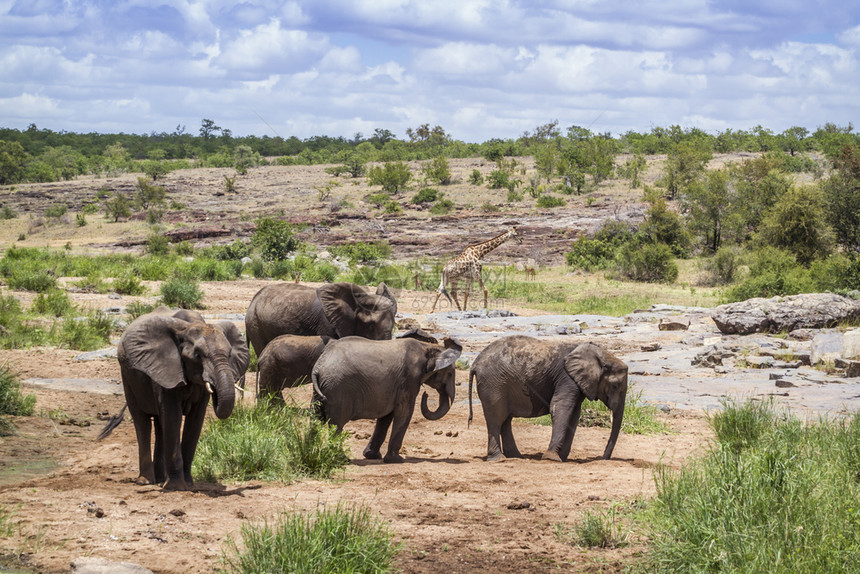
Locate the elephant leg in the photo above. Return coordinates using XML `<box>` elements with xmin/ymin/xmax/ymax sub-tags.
<box><xmin>257</xmin><ymin>369</ymin><xmax>286</xmax><ymax>407</ymax></box>
<box><xmin>500</xmin><ymin>415</ymin><xmax>521</xmax><ymax>458</ymax></box>
<box><xmin>364</xmin><ymin>411</ymin><xmax>394</xmax><ymax>460</ymax></box>
<box><xmin>383</xmin><ymin>401</ymin><xmax>416</xmax><ymax>463</ymax></box>
<box><xmin>157</xmin><ymin>394</ymin><xmax>189</xmax><ymax>491</ymax></box>
<box><xmin>557</xmin><ymin>399</ymin><xmax>583</xmax><ymax>462</ymax></box>
<box><xmin>485</xmin><ymin>418</ymin><xmax>505</xmax><ymax>462</ymax></box>
<box><xmin>180</xmin><ymin>396</ymin><xmax>208</xmax><ymax>486</ymax></box>
<box><xmin>544</xmin><ymin>396</ymin><xmax>577</xmax><ymax>462</ymax></box>
<box><xmin>153</xmin><ymin>416</ymin><xmax>166</xmax><ymax>484</ymax></box>
<box><xmin>129</xmin><ymin>411</ymin><xmax>156</xmax><ymax>485</ymax></box>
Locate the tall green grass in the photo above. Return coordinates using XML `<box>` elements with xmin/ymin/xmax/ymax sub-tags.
<box><xmin>641</xmin><ymin>399</ymin><xmax>860</xmax><ymax>573</ymax></box>
<box><xmin>0</xmin><ymin>364</ymin><xmax>36</xmax><ymax>435</ymax></box>
<box><xmin>221</xmin><ymin>503</ymin><xmax>399</xmax><ymax>574</ymax></box>
<box><xmin>193</xmin><ymin>402</ymin><xmax>348</xmax><ymax>483</ymax></box>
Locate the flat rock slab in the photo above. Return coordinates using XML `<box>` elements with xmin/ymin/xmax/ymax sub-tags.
<box><xmin>72</xmin><ymin>557</ymin><xmax>152</xmax><ymax>574</ymax></box>
<box><xmin>712</xmin><ymin>293</ymin><xmax>860</xmax><ymax>335</ymax></box>
<box><xmin>24</xmin><ymin>378</ymin><xmax>122</xmax><ymax>395</ymax></box>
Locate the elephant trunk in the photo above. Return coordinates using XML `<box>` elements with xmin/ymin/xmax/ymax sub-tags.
<box><xmin>210</xmin><ymin>359</ymin><xmax>237</xmax><ymax>420</ymax></box>
<box><xmin>420</xmin><ymin>377</ymin><xmax>454</xmax><ymax>421</ymax></box>
<box><xmin>602</xmin><ymin>393</ymin><xmax>625</xmax><ymax>460</ymax></box>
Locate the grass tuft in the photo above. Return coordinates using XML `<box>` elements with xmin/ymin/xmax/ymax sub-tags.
<box><xmin>193</xmin><ymin>402</ymin><xmax>348</xmax><ymax>483</ymax></box>
<box><xmin>554</xmin><ymin>504</ymin><xmax>628</xmax><ymax>549</ymax></box>
<box><xmin>221</xmin><ymin>503</ymin><xmax>399</xmax><ymax>574</ymax></box>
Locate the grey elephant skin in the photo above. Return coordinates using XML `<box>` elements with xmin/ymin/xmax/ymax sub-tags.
<box><xmin>311</xmin><ymin>331</ymin><xmax>462</xmax><ymax>463</ymax></box>
<box><xmin>244</xmin><ymin>282</ymin><xmax>397</xmax><ymax>357</ymax></box>
<box><xmin>100</xmin><ymin>308</ymin><xmax>250</xmax><ymax>490</ymax></box>
<box><xmin>469</xmin><ymin>336</ymin><xmax>628</xmax><ymax>462</ymax></box>
<box><xmin>257</xmin><ymin>334</ymin><xmax>331</xmax><ymax>405</ymax></box>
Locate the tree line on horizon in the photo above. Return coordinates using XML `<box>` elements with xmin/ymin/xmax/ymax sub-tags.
<box><xmin>0</xmin><ymin>119</ymin><xmax>858</xmax><ymax>186</ymax></box>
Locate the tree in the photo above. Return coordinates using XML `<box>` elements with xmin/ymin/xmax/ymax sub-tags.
<box><xmin>422</xmin><ymin>155</ymin><xmax>451</xmax><ymax>185</ymax></box>
<box><xmin>533</xmin><ymin>144</ymin><xmax>559</xmax><ymax>183</ymax></box>
<box><xmin>822</xmin><ymin>144</ymin><xmax>860</xmax><ymax>253</ymax></box>
<box><xmin>233</xmin><ymin>145</ymin><xmax>260</xmax><ymax>175</ymax></box>
<box><xmin>0</xmin><ymin>140</ymin><xmax>28</xmax><ymax>184</ymax></box>
<box><xmin>199</xmin><ymin>119</ymin><xmax>221</xmax><ymax>140</ymax></box>
<box><xmin>680</xmin><ymin>169</ymin><xmax>744</xmax><ymax>254</ymax></box>
<box><xmin>103</xmin><ymin>191</ymin><xmax>131</xmax><ymax>222</ymax></box>
<box><xmin>660</xmin><ymin>140</ymin><xmax>712</xmax><ymax>199</ymax></box>
<box><xmin>779</xmin><ymin>126</ymin><xmax>810</xmax><ymax>156</ymax></box>
<box><xmin>370</xmin><ymin>128</ymin><xmax>395</xmax><ymax>148</ymax></box>
<box><xmin>252</xmin><ymin>218</ymin><xmax>300</xmax><ymax>261</ymax></box>
<box><xmin>756</xmin><ymin>184</ymin><xmax>834</xmax><ymax>265</ymax></box>
<box><xmin>134</xmin><ymin>177</ymin><xmax>166</xmax><ymax>210</ymax></box>
<box><xmin>367</xmin><ymin>161</ymin><xmax>412</xmax><ymax>194</ymax></box>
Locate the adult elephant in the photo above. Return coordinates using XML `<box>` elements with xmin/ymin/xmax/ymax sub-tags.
<box><xmin>257</xmin><ymin>334</ymin><xmax>331</xmax><ymax>406</ymax></box>
<box><xmin>469</xmin><ymin>336</ymin><xmax>628</xmax><ymax>462</ymax></box>
<box><xmin>311</xmin><ymin>330</ymin><xmax>461</xmax><ymax>463</ymax></box>
<box><xmin>99</xmin><ymin>308</ymin><xmax>250</xmax><ymax>490</ymax></box>
<box><xmin>244</xmin><ymin>282</ymin><xmax>397</xmax><ymax>357</ymax></box>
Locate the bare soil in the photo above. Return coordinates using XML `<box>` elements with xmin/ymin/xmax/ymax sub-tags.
<box><xmin>0</xmin><ymin>160</ymin><xmax>717</xmax><ymax>573</ymax></box>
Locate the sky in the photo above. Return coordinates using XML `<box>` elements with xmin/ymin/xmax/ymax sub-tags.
<box><xmin>1</xmin><ymin>1</ymin><xmax>859</xmax><ymax>143</ymax></box>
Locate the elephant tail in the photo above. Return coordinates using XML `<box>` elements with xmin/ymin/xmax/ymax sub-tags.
<box><xmin>468</xmin><ymin>370</ymin><xmax>475</xmax><ymax>428</ymax></box>
<box><xmin>310</xmin><ymin>369</ymin><xmax>327</xmax><ymax>420</ymax></box>
<box><xmin>96</xmin><ymin>403</ymin><xmax>127</xmax><ymax>440</ymax></box>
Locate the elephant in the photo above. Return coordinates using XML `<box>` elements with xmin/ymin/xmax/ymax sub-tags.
<box><xmin>468</xmin><ymin>336</ymin><xmax>628</xmax><ymax>462</ymax></box>
<box><xmin>256</xmin><ymin>334</ymin><xmax>331</xmax><ymax>406</ymax></box>
<box><xmin>311</xmin><ymin>330</ymin><xmax>462</xmax><ymax>463</ymax></box>
<box><xmin>99</xmin><ymin>307</ymin><xmax>250</xmax><ymax>490</ymax></box>
<box><xmin>244</xmin><ymin>282</ymin><xmax>397</xmax><ymax>358</ymax></box>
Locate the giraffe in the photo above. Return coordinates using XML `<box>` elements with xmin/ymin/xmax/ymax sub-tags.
<box><xmin>431</xmin><ymin>227</ymin><xmax>523</xmax><ymax>312</ymax></box>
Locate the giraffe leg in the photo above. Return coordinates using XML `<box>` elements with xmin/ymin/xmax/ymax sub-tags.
<box><xmin>450</xmin><ymin>280</ymin><xmax>462</xmax><ymax>311</ymax></box>
<box><xmin>431</xmin><ymin>291</ymin><xmax>442</xmax><ymax>313</ymax></box>
<box><xmin>477</xmin><ymin>269</ymin><xmax>489</xmax><ymax>309</ymax></box>
<box><xmin>462</xmin><ymin>277</ymin><xmax>471</xmax><ymax>310</ymax></box>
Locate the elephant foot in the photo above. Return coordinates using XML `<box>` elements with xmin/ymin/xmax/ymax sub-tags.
<box><xmin>542</xmin><ymin>450</ymin><xmax>564</xmax><ymax>462</ymax></box>
<box><xmin>135</xmin><ymin>475</ymin><xmax>155</xmax><ymax>486</ymax></box>
<box><xmin>383</xmin><ymin>452</ymin><xmax>404</xmax><ymax>464</ymax></box>
<box><xmin>486</xmin><ymin>452</ymin><xmax>507</xmax><ymax>463</ymax></box>
<box><xmin>363</xmin><ymin>447</ymin><xmax>382</xmax><ymax>460</ymax></box>
<box><xmin>502</xmin><ymin>449</ymin><xmax>522</xmax><ymax>459</ymax></box>
<box><xmin>162</xmin><ymin>477</ymin><xmax>191</xmax><ymax>491</ymax></box>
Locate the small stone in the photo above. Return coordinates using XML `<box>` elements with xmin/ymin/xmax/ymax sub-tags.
<box><xmin>434</xmin><ymin>430</ymin><xmax>443</xmax><ymax>435</ymax></box>
<box><xmin>587</xmin><ymin>495</ymin><xmax>600</xmax><ymax>501</ymax></box>
<box><xmin>659</xmin><ymin>405</ymin><xmax>671</xmax><ymax>413</ymax></box>
<box><xmin>445</xmin><ymin>431</ymin><xmax>452</xmax><ymax>437</ymax></box>
<box><xmin>775</xmin><ymin>379</ymin><xmax>796</xmax><ymax>388</ymax></box>
<box><xmin>846</xmin><ymin>361</ymin><xmax>860</xmax><ymax>378</ymax></box>
<box><xmin>641</xmin><ymin>342</ymin><xmax>661</xmax><ymax>352</ymax></box>
<box><xmin>769</xmin><ymin>373</ymin><xmax>785</xmax><ymax>380</ymax></box>
<box><xmin>659</xmin><ymin>317</ymin><xmax>690</xmax><ymax>331</ymax></box>
<box><xmin>169</xmin><ymin>509</ymin><xmax>185</xmax><ymax>517</ymax></box>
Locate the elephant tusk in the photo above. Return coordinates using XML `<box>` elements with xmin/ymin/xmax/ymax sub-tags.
<box><xmin>234</xmin><ymin>383</ymin><xmax>244</xmax><ymax>392</ymax></box>
<box><xmin>205</xmin><ymin>382</ymin><xmax>215</xmax><ymax>394</ymax></box>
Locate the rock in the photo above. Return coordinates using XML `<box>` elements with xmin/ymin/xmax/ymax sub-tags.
<box><xmin>712</xmin><ymin>293</ymin><xmax>860</xmax><ymax>335</ymax></box>
<box><xmin>658</xmin><ymin>317</ymin><xmax>690</xmax><ymax>331</ymax></box>
<box><xmin>788</xmin><ymin>328</ymin><xmax>816</xmax><ymax>341</ymax></box>
<box><xmin>641</xmin><ymin>342</ymin><xmax>661</xmax><ymax>352</ymax></box>
<box><xmin>846</xmin><ymin>361</ymin><xmax>860</xmax><ymax>378</ymax></box>
<box><xmin>692</xmin><ymin>346</ymin><xmax>734</xmax><ymax>367</ymax></box>
<box><xmin>769</xmin><ymin>373</ymin><xmax>785</xmax><ymax>380</ymax></box>
<box><xmin>240</xmin><ymin>256</ymin><xmax>253</xmax><ymax>265</ymax></box>
<box><xmin>396</xmin><ymin>318</ymin><xmax>421</xmax><ymax>331</ymax></box>
<box><xmin>843</xmin><ymin>329</ymin><xmax>860</xmax><ymax>360</ymax></box>
<box><xmin>744</xmin><ymin>356</ymin><xmax>774</xmax><ymax>369</ymax></box>
<box><xmin>71</xmin><ymin>557</ymin><xmax>153</xmax><ymax>574</ymax></box>
<box><xmin>507</xmin><ymin>501</ymin><xmax>531</xmax><ymax>510</ymax></box>
<box><xmin>555</xmin><ymin>324</ymin><xmax>582</xmax><ymax>335</ymax></box>
<box><xmin>659</xmin><ymin>404</ymin><xmax>671</xmax><ymax>413</ymax></box>
<box><xmin>794</xmin><ymin>351</ymin><xmax>812</xmax><ymax>366</ymax></box>
<box><xmin>772</xmin><ymin>361</ymin><xmax>802</xmax><ymax>369</ymax></box>
<box><xmin>775</xmin><ymin>379</ymin><xmax>796</xmax><ymax>388</ymax></box>
<box><xmin>810</xmin><ymin>332</ymin><xmax>844</xmax><ymax>365</ymax></box>
<box><xmin>108</xmin><ymin>293</ymin><xmax>122</xmax><ymax>300</ymax></box>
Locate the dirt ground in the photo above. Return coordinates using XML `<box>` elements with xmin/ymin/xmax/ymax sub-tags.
<box><xmin>0</xmin><ymin>159</ymin><xmax>720</xmax><ymax>573</ymax></box>
<box><xmin>0</xmin><ymin>281</ymin><xmax>710</xmax><ymax>574</ymax></box>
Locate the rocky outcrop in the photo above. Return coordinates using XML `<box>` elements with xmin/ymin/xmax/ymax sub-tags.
<box><xmin>711</xmin><ymin>293</ymin><xmax>860</xmax><ymax>335</ymax></box>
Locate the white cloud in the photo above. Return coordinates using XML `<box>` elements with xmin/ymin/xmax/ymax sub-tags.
<box><xmin>217</xmin><ymin>18</ymin><xmax>329</xmax><ymax>73</ymax></box>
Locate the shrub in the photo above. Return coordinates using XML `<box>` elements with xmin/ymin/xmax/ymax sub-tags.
<box><xmin>75</xmin><ymin>213</ymin><xmax>87</xmax><ymax>227</ymax></box>
<box><xmin>566</xmin><ymin>220</ymin><xmax>637</xmax><ymax>271</ymax></box>
<box><xmin>367</xmin><ymin>161</ymin><xmax>412</xmax><ymax>194</ymax></box>
<box><xmin>0</xmin><ymin>363</ymin><xmax>36</xmax><ymax>416</ymax></box>
<box><xmin>160</xmin><ymin>278</ymin><xmax>205</xmax><ymax>309</ymax></box>
<box><xmin>810</xmin><ymin>254</ymin><xmax>860</xmax><ymax>293</ymax></box>
<box><xmin>5</xmin><ymin>269</ymin><xmax>57</xmax><ymax>292</ymax></box>
<box><xmin>253</xmin><ymin>218</ymin><xmax>301</xmax><ymax>262</ymax></box>
<box><xmin>614</xmin><ymin>242</ymin><xmax>679</xmax><ymax>283</ymax></box>
<box><xmin>44</xmin><ymin>203</ymin><xmax>68</xmax><ymax>218</ymax></box>
<box><xmin>1</xmin><ymin>205</ymin><xmax>16</xmax><ymax>219</ymax></box>
<box><xmin>193</xmin><ymin>402</ymin><xmax>348</xmax><ymax>483</ymax></box>
<box><xmin>173</xmin><ymin>240</ymin><xmax>194</xmax><ymax>257</ymax></box>
<box><xmin>126</xmin><ymin>301</ymin><xmax>155</xmax><ymax>321</ymax></box>
<box><xmin>112</xmin><ymin>274</ymin><xmax>146</xmax><ymax>296</ymax></box>
<box><xmin>700</xmin><ymin>245</ymin><xmax>741</xmax><ymax>285</ymax></box>
<box><xmin>723</xmin><ymin>247</ymin><xmax>813</xmax><ymax>302</ymax></box>
<box><xmin>31</xmin><ymin>289</ymin><xmax>75</xmax><ymax>317</ymax></box>
<box><xmin>536</xmin><ymin>195</ymin><xmax>565</xmax><ymax>208</ymax></box>
<box><xmin>554</xmin><ymin>505</ymin><xmax>627</xmax><ymax>549</ymax></box>
<box><xmin>469</xmin><ymin>169</ymin><xmax>484</xmax><ymax>185</ymax></box>
<box><xmin>134</xmin><ymin>177</ymin><xmax>166</xmax><ymax>210</ymax></box>
<box><xmin>429</xmin><ymin>198</ymin><xmax>454</xmax><ymax>215</ymax></box>
<box><xmin>411</xmin><ymin>187</ymin><xmax>439</xmax><ymax>204</ymax></box>
<box><xmin>222</xmin><ymin>504</ymin><xmax>399</xmax><ymax>574</ymax></box>
<box><xmin>422</xmin><ymin>155</ymin><xmax>452</xmax><ymax>185</ymax></box>
<box><xmin>57</xmin><ymin>311</ymin><xmax>114</xmax><ymax>351</ymax></box>
<box><xmin>146</xmin><ymin>234</ymin><xmax>170</xmax><ymax>255</ymax></box>
<box><xmin>103</xmin><ymin>191</ymin><xmax>131</xmax><ymax>222</ymax></box>
<box><xmin>330</xmin><ymin>241</ymin><xmax>392</xmax><ymax>264</ymax></box>
<box><xmin>384</xmin><ymin>200</ymin><xmax>402</xmax><ymax>214</ymax></box>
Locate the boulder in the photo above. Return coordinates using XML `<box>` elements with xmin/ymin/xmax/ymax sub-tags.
<box><xmin>658</xmin><ymin>317</ymin><xmax>690</xmax><ymax>331</ymax></box>
<box><xmin>843</xmin><ymin>329</ymin><xmax>860</xmax><ymax>360</ymax></box>
<box><xmin>712</xmin><ymin>293</ymin><xmax>860</xmax><ymax>335</ymax></box>
<box><xmin>810</xmin><ymin>332</ymin><xmax>844</xmax><ymax>365</ymax></box>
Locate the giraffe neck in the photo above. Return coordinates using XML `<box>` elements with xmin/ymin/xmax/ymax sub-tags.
<box><xmin>464</xmin><ymin>229</ymin><xmax>516</xmax><ymax>260</ymax></box>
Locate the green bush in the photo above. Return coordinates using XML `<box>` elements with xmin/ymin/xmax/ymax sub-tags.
<box><xmin>809</xmin><ymin>254</ymin><xmax>860</xmax><ymax>293</ymax></box>
<box><xmin>0</xmin><ymin>363</ymin><xmax>36</xmax><ymax>416</ymax></box>
<box><xmin>193</xmin><ymin>402</ymin><xmax>348</xmax><ymax>483</ymax></box>
<box><xmin>253</xmin><ymin>218</ymin><xmax>301</xmax><ymax>262</ymax></box>
<box><xmin>367</xmin><ymin>161</ymin><xmax>412</xmax><ymax>194</ymax></box>
<box><xmin>146</xmin><ymin>234</ymin><xmax>170</xmax><ymax>255</ymax></box>
<box><xmin>554</xmin><ymin>505</ymin><xmax>627</xmax><ymax>549</ymax></box>
<box><xmin>173</xmin><ymin>240</ymin><xmax>194</xmax><ymax>257</ymax></box>
<box><xmin>112</xmin><ymin>274</ymin><xmax>146</xmax><ymax>296</ymax></box>
<box><xmin>614</xmin><ymin>242</ymin><xmax>679</xmax><ymax>283</ymax></box>
<box><xmin>723</xmin><ymin>247</ymin><xmax>814</xmax><ymax>302</ymax></box>
<box><xmin>410</xmin><ymin>187</ymin><xmax>439</xmax><ymax>204</ymax></box>
<box><xmin>5</xmin><ymin>268</ymin><xmax>57</xmax><ymax>292</ymax></box>
<box><xmin>222</xmin><ymin>504</ymin><xmax>399</xmax><ymax>574</ymax></box>
<box><xmin>125</xmin><ymin>301</ymin><xmax>155</xmax><ymax>321</ymax></box>
<box><xmin>429</xmin><ymin>198</ymin><xmax>454</xmax><ymax>215</ymax></box>
<box><xmin>469</xmin><ymin>169</ymin><xmax>484</xmax><ymax>185</ymax></box>
<box><xmin>536</xmin><ymin>195</ymin><xmax>565</xmax><ymax>208</ymax></box>
<box><xmin>330</xmin><ymin>241</ymin><xmax>391</xmax><ymax>264</ymax></box>
<box><xmin>57</xmin><ymin>311</ymin><xmax>114</xmax><ymax>351</ymax></box>
<box><xmin>566</xmin><ymin>220</ymin><xmax>638</xmax><ymax>271</ymax></box>
<box><xmin>422</xmin><ymin>155</ymin><xmax>452</xmax><ymax>185</ymax></box>
<box><xmin>31</xmin><ymin>289</ymin><xmax>75</xmax><ymax>317</ymax></box>
<box><xmin>643</xmin><ymin>399</ymin><xmax>860</xmax><ymax>574</ymax></box>
<box><xmin>44</xmin><ymin>203</ymin><xmax>68</xmax><ymax>218</ymax></box>
<box><xmin>160</xmin><ymin>277</ymin><xmax>205</xmax><ymax>309</ymax></box>
<box><xmin>700</xmin><ymin>245</ymin><xmax>740</xmax><ymax>285</ymax></box>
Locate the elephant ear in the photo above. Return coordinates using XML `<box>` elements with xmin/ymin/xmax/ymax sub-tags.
<box><xmin>214</xmin><ymin>321</ymin><xmax>251</xmax><ymax>377</ymax></box>
<box><xmin>173</xmin><ymin>309</ymin><xmax>205</xmax><ymax>323</ymax></box>
<box><xmin>375</xmin><ymin>282</ymin><xmax>398</xmax><ymax>316</ymax></box>
<box><xmin>563</xmin><ymin>342</ymin><xmax>603</xmax><ymax>401</ymax></box>
<box><xmin>121</xmin><ymin>314</ymin><xmax>189</xmax><ymax>389</ymax></box>
<box><xmin>429</xmin><ymin>345</ymin><xmax>462</xmax><ymax>372</ymax></box>
<box><xmin>317</xmin><ymin>283</ymin><xmax>359</xmax><ymax>338</ymax></box>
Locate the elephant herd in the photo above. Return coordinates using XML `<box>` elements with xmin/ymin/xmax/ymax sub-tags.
<box><xmin>100</xmin><ymin>281</ymin><xmax>629</xmax><ymax>490</ymax></box>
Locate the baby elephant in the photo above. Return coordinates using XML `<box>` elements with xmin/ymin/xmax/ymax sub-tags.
<box><xmin>312</xmin><ymin>330</ymin><xmax>462</xmax><ymax>463</ymax></box>
<box><xmin>256</xmin><ymin>334</ymin><xmax>331</xmax><ymax>406</ymax></box>
<box><xmin>469</xmin><ymin>336</ymin><xmax>628</xmax><ymax>462</ymax></box>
